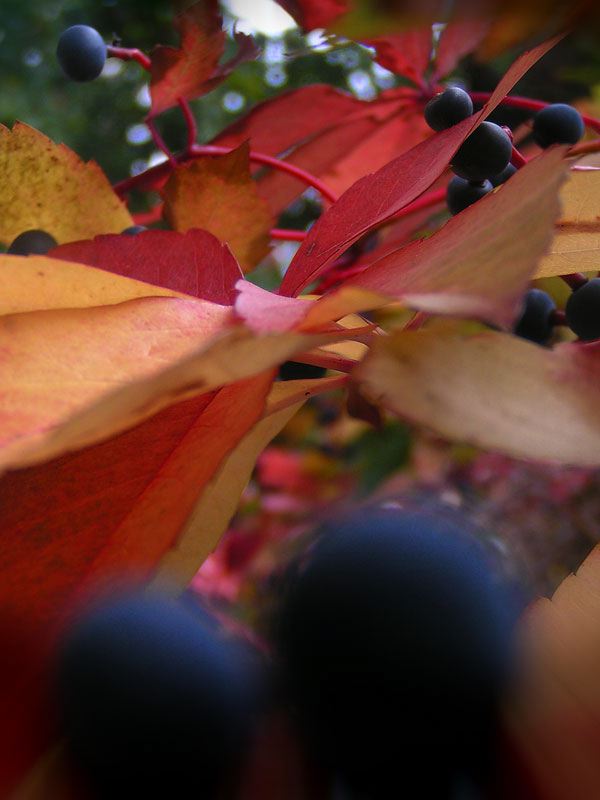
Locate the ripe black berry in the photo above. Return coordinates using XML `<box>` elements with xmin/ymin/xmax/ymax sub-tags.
<box><xmin>56</xmin><ymin>25</ymin><xmax>107</xmax><ymax>82</ymax></box>
<box><xmin>513</xmin><ymin>289</ymin><xmax>556</xmax><ymax>345</ymax></box>
<box><xmin>55</xmin><ymin>593</ymin><xmax>261</xmax><ymax>798</ymax></box>
<box><xmin>446</xmin><ymin>177</ymin><xmax>493</xmax><ymax>216</ymax></box>
<box><xmin>489</xmin><ymin>163</ymin><xmax>517</xmax><ymax>187</ymax></box>
<box><xmin>7</xmin><ymin>229</ymin><xmax>57</xmax><ymax>255</ymax></box>
<box><xmin>122</xmin><ymin>225</ymin><xmax>147</xmax><ymax>235</ymax></box>
<box><xmin>565</xmin><ymin>278</ymin><xmax>600</xmax><ymax>341</ymax></box>
<box><xmin>276</xmin><ymin>509</ymin><xmax>517</xmax><ymax>797</ymax></box>
<box><xmin>532</xmin><ymin>104</ymin><xmax>585</xmax><ymax>148</ymax></box>
<box><xmin>424</xmin><ymin>87</ymin><xmax>474</xmax><ymax>132</ymax></box>
<box><xmin>451</xmin><ymin>122</ymin><xmax>512</xmax><ymax>182</ymax></box>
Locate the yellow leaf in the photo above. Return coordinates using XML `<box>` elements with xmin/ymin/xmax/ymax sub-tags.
<box><xmin>536</xmin><ymin>168</ymin><xmax>600</xmax><ymax>278</ymax></box>
<box><xmin>0</xmin><ymin>255</ymin><xmax>185</xmax><ymax>316</ymax></box>
<box><xmin>0</xmin><ymin>123</ymin><xmax>132</xmax><ymax>245</ymax></box>
<box><xmin>162</xmin><ymin>142</ymin><xmax>273</xmax><ymax>271</ymax></box>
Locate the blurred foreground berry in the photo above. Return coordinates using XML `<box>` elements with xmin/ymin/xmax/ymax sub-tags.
<box><xmin>446</xmin><ymin>177</ymin><xmax>493</xmax><ymax>215</ymax></box>
<box><xmin>275</xmin><ymin>509</ymin><xmax>519</xmax><ymax>798</ymax></box>
<box><xmin>55</xmin><ymin>592</ymin><xmax>262</xmax><ymax>799</ymax></box>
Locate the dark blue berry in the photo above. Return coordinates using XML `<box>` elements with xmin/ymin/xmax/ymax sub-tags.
<box><xmin>532</xmin><ymin>104</ymin><xmax>585</xmax><ymax>148</ymax></box>
<box><xmin>424</xmin><ymin>87</ymin><xmax>474</xmax><ymax>132</ymax></box>
<box><xmin>447</xmin><ymin>177</ymin><xmax>493</xmax><ymax>215</ymax></box>
<box><xmin>56</xmin><ymin>25</ymin><xmax>106</xmax><ymax>82</ymax></box>
<box><xmin>513</xmin><ymin>289</ymin><xmax>556</xmax><ymax>345</ymax></box>
<box><xmin>276</xmin><ymin>509</ymin><xmax>518</xmax><ymax>798</ymax></box>
<box><xmin>489</xmin><ymin>163</ymin><xmax>517</xmax><ymax>187</ymax></box>
<box><xmin>451</xmin><ymin>122</ymin><xmax>512</xmax><ymax>182</ymax></box>
<box><xmin>565</xmin><ymin>278</ymin><xmax>600</xmax><ymax>341</ymax></box>
<box><xmin>7</xmin><ymin>229</ymin><xmax>57</xmax><ymax>255</ymax></box>
<box><xmin>55</xmin><ymin>593</ymin><xmax>261</xmax><ymax>799</ymax></box>
<box><xmin>122</xmin><ymin>225</ymin><xmax>147</xmax><ymax>235</ymax></box>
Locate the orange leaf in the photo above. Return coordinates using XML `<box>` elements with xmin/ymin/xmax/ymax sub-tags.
<box><xmin>355</xmin><ymin>329</ymin><xmax>600</xmax><ymax>465</ymax></box>
<box><xmin>0</xmin><ymin>373</ymin><xmax>273</xmax><ymax>797</ymax></box>
<box><xmin>0</xmin><ymin>123</ymin><xmax>132</xmax><ymax>246</ymax></box>
<box><xmin>162</xmin><ymin>143</ymin><xmax>273</xmax><ymax>271</ymax></box>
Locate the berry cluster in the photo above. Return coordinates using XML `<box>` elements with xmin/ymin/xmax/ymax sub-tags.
<box><xmin>52</xmin><ymin>511</ymin><xmax>519</xmax><ymax>798</ymax></box>
<box><xmin>425</xmin><ymin>87</ymin><xmax>585</xmax><ymax>218</ymax></box>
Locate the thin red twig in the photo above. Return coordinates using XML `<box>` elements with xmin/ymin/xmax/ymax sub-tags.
<box><xmin>551</xmin><ymin>309</ymin><xmax>567</xmax><ymax>326</ymax></box>
<box><xmin>146</xmin><ymin>118</ymin><xmax>177</xmax><ymax>167</ymax></box>
<box><xmin>106</xmin><ymin>45</ymin><xmax>152</xmax><ymax>71</ymax></box>
<box><xmin>511</xmin><ymin>146</ymin><xmax>528</xmax><ymax>168</ymax></box>
<box><xmin>190</xmin><ymin>145</ymin><xmax>339</xmax><ymax>204</ymax></box>
<box><xmin>469</xmin><ymin>92</ymin><xmax>600</xmax><ymax>134</ymax></box>
<box><xmin>291</xmin><ymin>351</ymin><xmax>357</xmax><ymax>373</ymax></box>
<box><xmin>178</xmin><ymin>98</ymin><xmax>198</xmax><ymax>153</ymax></box>
<box><xmin>270</xmin><ymin>228</ymin><xmax>308</xmax><ymax>242</ymax></box>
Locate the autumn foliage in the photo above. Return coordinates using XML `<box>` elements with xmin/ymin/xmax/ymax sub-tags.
<box><xmin>3</xmin><ymin>0</ymin><xmax>600</xmax><ymax>796</ymax></box>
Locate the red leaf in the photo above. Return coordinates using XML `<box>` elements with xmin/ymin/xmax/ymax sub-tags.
<box><xmin>367</xmin><ymin>28</ymin><xmax>433</xmax><ymax>88</ymax></box>
<box><xmin>51</xmin><ymin>229</ymin><xmax>242</xmax><ymax>305</ymax></box>
<box><xmin>149</xmin><ymin>0</ymin><xmax>258</xmax><ymax>118</ymax></box>
<box><xmin>433</xmin><ymin>20</ymin><xmax>490</xmax><ymax>80</ymax></box>
<box><xmin>279</xmin><ymin>35</ymin><xmax>562</xmax><ymax>297</ymax></box>
<box><xmin>0</xmin><ymin>373</ymin><xmax>273</xmax><ymax>796</ymax></box>
<box><xmin>275</xmin><ymin>0</ymin><xmax>348</xmax><ymax>30</ymax></box>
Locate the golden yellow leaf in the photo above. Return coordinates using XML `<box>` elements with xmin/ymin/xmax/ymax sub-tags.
<box><xmin>0</xmin><ymin>123</ymin><xmax>132</xmax><ymax>245</ymax></box>
<box><xmin>536</xmin><ymin>168</ymin><xmax>600</xmax><ymax>278</ymax></box>
<box><xmin>162</xmin><ymin>142</ymin><xmax>273</xmax><ymax>271</ymax></box>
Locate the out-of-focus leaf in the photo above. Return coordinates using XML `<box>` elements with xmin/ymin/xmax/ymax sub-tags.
<box><xmin>51</xmin><ymin>229</ymin><xmax>243</xmax><ymax>305</ymax></box>
<box><xmin>0</xmin><ymin>123</ymin><xmax>132</xmax><ymax>246</ymax></box>
<box><xmin>149</xmin><ymin>0</ymin><xmax>258</xmax><ymax>117</ymax></box>
<box><xmin>535</xmin><ymin>168</ymin><xmax>600</xmax><ymax>278</ymax></box>
<box><xmin>513</xmin><ymin>545</ymin><xmax>600</xmax><ymax>799</ymax></box>
<box><xmin>279</xmin><ymin>35</ymin><xmax>563</xmax><ymax>297</ymax></box>
<box><xmin>432</xmin><ymin>19</ymin><xmax>491</xmax><ymax>79</ymax></box>
<box><xmin>275</xmin><ymin>0</ymin><xmax>348</xmax><ymax>30</ymax></box>
<box><xmin>355</xmin><ymin>329</ymin><xmax>600</xmax><ymax>465</ymax></box>
<box><xmin>0</xmin><ymin>255</ymin><xmax>184</xmax><ymax>316</ymax></box>
<box><xmin>366</xmin><ymin>28</ymin><xmax>433</xmax><ymax>87</ymax></box>
<box><xmin>162</xmin><ymin>144</ymin><xmax>272</xmax><ymax>271</ymax></box>
<box><xmin>0</xmin><ymin>373</ymin><xmax>273</xmax><ymax>798</ymax></box>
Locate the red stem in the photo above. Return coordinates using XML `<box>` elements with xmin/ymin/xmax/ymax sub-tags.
<box><xmin>292</xmin><ymin>351</ymin><xmax>357</xmax><ymax>373</ymax></box>
<box><xmin>146</xmin><ymin>118</ymin><xmax>177</xmax><ymax>166</ymax></box>
<box><xmin>106</xmin><ymin>45</ymin><xmax>152</xmax><ymax>71</ymax></box>
<box><xmin>511</xmin><ymin>145</ymin><xmax>528</xmax><ymax>168</ymax></box>
<box><xmin>190</xmin><ymin>145</ymin><xmax>339</xmax><ymax>204</ymax></box>
<box><xmin>561</xmin><ymin>273</ymin><xmax>588</xmax><ymax>290</ymax></box>
<box><xmin>551</xmin><ymin>309</ymin><xmax>567</xmax><ymax>326</ymax></box>
<box><xmin>469</xmin><ymin>92</ymin><xmax>600</xmax><ymax>134</ymax></box>
<box><xmin>178</xmin><ymin>98</ymin><xmax>198</xmax><ymax>152</ymax></box>
<box><xmin>271</xmin><ymin>228</ymin><xmax>308</xmax><ymax>242</ymax></box>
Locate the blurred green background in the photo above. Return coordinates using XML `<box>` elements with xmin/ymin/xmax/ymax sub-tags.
<box><xmin>3</xmin><ymin>0</ymin><xmax>598</xmax><ymax>188</ymax></box>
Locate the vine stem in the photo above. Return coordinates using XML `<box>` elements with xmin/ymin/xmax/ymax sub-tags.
<box><xmin>178</xmin><ymin>98</ymin><xmax>198</xmax><ymax>152</ymax></box>
<box><xmin>469</xmin><ymin>92</ymin><xmax>600</xmax><ymax>134</ymax></box>
<box><xmin>511</xmin><ymin>146</ymin><xmax>528</xmax><ymax>168</ymax></box>
<box><xmin>146</xmin><ymin>118</ymin><xmax>177</xmax><ymax>166</ymax></box>
<box><xmin>106</xmin><ymin>45</ymin><xmax>151</xmax><ymax>70</ymax></box>
<box><xmin>271</xmin><ymin>228</ymin><xmax>308</xmax><ymax>242</ymax></box>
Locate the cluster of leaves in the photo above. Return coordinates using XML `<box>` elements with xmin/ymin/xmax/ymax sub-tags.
<box><xmin>3</xmin><ymin>0</ymin><xmax>600</xmax><ymax>796</ymax></box>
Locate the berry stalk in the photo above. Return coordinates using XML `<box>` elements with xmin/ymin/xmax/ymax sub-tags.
<box><xmin>469</xmin><ymin>92</ymin><xmax>600</xmax><ymax>134</ymax></box>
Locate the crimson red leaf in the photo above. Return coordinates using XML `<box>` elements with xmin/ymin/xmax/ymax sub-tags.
<box><xmin>0</xmin><ymin>374</ymin><xmax>273</xmax><ymax>796</ymax></box>
<box><xmin>275</xmin><ymin>0</ymin><xmax>348</xmax><ymax>30</ymax></box>
<box><xmin>432</xmin><ymin>20</ymin><xmax>490</xmax><ymax>80</ymax></box>
<box><xmin>279</xmin><ymin>35</ymin><xmax>562</xmax><ymax>297</ymax></box>
<box><xmin>149</xmin><ymin>0</ymin><xmax>258</xmax><ymax>118</ymax></box>
<box><xmin>367</xmin><ymin>28</ymin><xmax>433</xmax><ymax>87</ymax></box>
<box><xmin>51</xmin><ymin>229</ymin><xmax>242</xmax><ymax>305</ymax></box>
